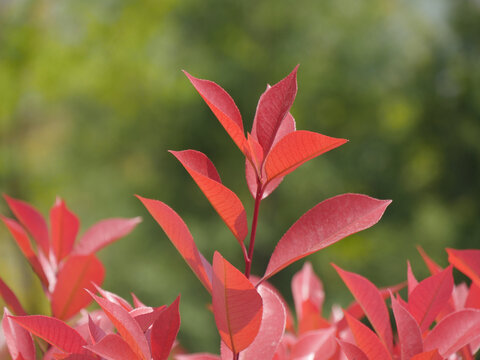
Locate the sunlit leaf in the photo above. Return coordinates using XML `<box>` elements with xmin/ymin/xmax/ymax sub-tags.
<box><xmin>2</xmin><ymin>308</ymin><xmax>35</xmax><ymax>360</ymax></box>
<box><xmin>84</xmin><ymin>334</ymin><xmax>138</xmax><ymax>360</ymax></box>
<box><xmin>447</xmin><ymin>248</ymin><xmax>480</xmax><ymax>286</ymax></box>
<box><xmin>0</xmin><ymin>278</ymin><xmax>27</xmax><ymax>316</ymax></box>
<box><xmin>50</xmin><ymin>197</ymin><xmax>79</xmax><ymax>262</ymax></box>
<box><xmin>391</xmin><ymin>295</ymin><xmax>423</xmax><ymax>360</ymax></box>
<box><xmin>151</xmin><ymin>296</ymin><xmax>180</xmax><ymax>360</ymax></box>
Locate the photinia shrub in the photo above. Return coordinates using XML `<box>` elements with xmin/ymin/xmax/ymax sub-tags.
<box><xmin>1</xmin><ymin>67</ymin><xmax>480</xmax><ymax>360</ymax></box>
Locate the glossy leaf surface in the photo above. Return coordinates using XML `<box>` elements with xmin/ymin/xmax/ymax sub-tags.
<box><xmin>447</xmin><ymin>248</ymin><xmax>480</xmax><ymax>285</ymax></box>
<box><xmin>85</xmin><ymin>334</ymin><xmax>138</xmax><ymax>360</ymax></box>
<box><xmin>265</xmin><ymin>130</ymin><xmax>347</xmax><ymax>183</ymax></box>
<box><xmin>151</xmin><ymin>296</ymin><xmax>181</xmax><ymax>360</ymax></box>
<box><xmin>50</xmin><ymin>198</ymin><xmax>79</xmax><ymax>262</ymax></box>
<box><xmin>137</xmin><ymin>196</ymin><xmax>212</xmax><ymax>293</ymax></box>
<box><xmin>290</xmin><ymin>327</ymin><xmax>337</xmax><ymax>360</ymax></box>
<box><xmin>73</xmin><ymin>217</ymin><xmax>141</xmax><ymax>255</ymax></box>
<box><xmin>263</xmin><ymin>194</ymin><xmax>392</xmax><ymax>280</ymax></box>
<box><xmin>2</xmin><ymin>309</ymin><xmax>35</xmax><ymax>360</ymax></box>
<box><xmin>391</xmin><ymin>295</ymin><xmax>423</xmax><ymax>360</ymax></box>
<box><xmin>52</xmin><ymin>255</ymin><xmax>105</xmax><ymax>320</ymax></box>
<box><xmin>11</xmin><ymin>315</ymin><xmax>87</xmax><ymax>354</ymax></box>
<box><xmin>212</xmin><ymin>252</ymin><xmax>263</xmax><ymax>354</ymax></box>
<box><xmin>171</xmin><ymin>150</ymin><xmax>248</xmax><ymax>243</ymax></box>
<box><xmin>338</xmin><ymin>340</ymin><xmax>369</xmax><ymax>360</ymax></box>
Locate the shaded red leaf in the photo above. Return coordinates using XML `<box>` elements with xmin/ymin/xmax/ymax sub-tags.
<box><xmin>183</xmin><ymin>71</ymin><xmax>246</xmax><ymax>153</ymax></box>
<box><xmin>87</xmin><ymin>315</ymin><xmax>106</xmax><ymax>344</ymax></box>
<box><xmin>88</xmin><ymin>290</ymin><xmax>151</xmax><ymax>360</ymax></box>
<box><xmin>73</xmin><ymin>217</ymin><xmax>141</xmax><ymax>255</ymax></box>
<box><xmin>344</xmin><ymin>312</ymin><xmax>392</xmax><ymax>360</ymax></box>
<box><xmin>130</xmin><ymin>306</ymin><xmax>166</xmax><ymax>332</ymax></box>
<box><xmin>333</xmin><ymin>264</ymin><xmax>393</xmax><ymax>353</ymax></box>
<box><xmin>212</xmin><ymin>252</ymin><xmax>263</xmax><ymax>354</ymax></box>
<box><xmin>0</xmin><ymin>215</ymin><xmax>48</xmax><ymax>285</ymax></box>
<box><xmin>408</xmin><ymin>266</ymin><xmax>453</xmax><ymax>332</ymax></box>
<box><xmin>2</xmin><ymin>308</ymin><xmax>35</xmax><ymax>360</ymax></box>
<box><xmin>84</xmin><ymin>334</ymin><xmax>138</xmax><ymax>360</ymax></box>
<box><xmin>447</xmin><ymin>248</ymin><xmax>480</xmax><ymax>286</ymax></box>
<box><xmin>151</xmin><ymin>296</ymin><xmax>181</xmax><ymax>360</ymax></box>
<box><xmin>50</xmin><ymin>198</ymin><xmax>79</xmax><ymax>262</ymax></box>
<box><xmin>171</xmin><ymin>150</ymin><xmax>248</xmax><ymax>243</ymax></box>
<box><xmin>51</xmin><ymin>255</ymin><xmax>105</xmax><ymax>320</ymax></box>
<box><xmin>424</xmin><ymin>309</ymin><xmax>480</xmax><ymax>358</ymax></box>
<box><xmin>10</xmin><ymin>315</ymin><xmax>87</xmax><ymax>354</ymax></box>
<box><xmin>263</xmin><ymin>194</ymin><xmax>392</xmax><ymax>281</ymax></box>
<box><xmin>3</xmin><ymin>194</ymin><xmax>50</xmax><ymax>256</ymax></box>
<box><xmin>410</xmin><ymin>350</ymin><xmax>443</xmax><ymax>360</ymax></box>
<box><xmin>338</xmin><ymin>340</ymin><xmax>369</xmax><ymax>360</ymax></box>
<box><xmin>0</xmin><ymin>278</ymin><xmax>27</xmax><ymax>316</ymax></box>
<box><xmin>290</xmin><ymin>327</ymin><xmax>337</xmax><ymax>360</ymax></box>
<box><xmin>253</xmin><ymin>66</ymin><xmax>298</xmax><ymax>155</ymax></box>
<box><xmin>136</xmin><ymin>196</ymin><xmax>212</xmax><ymax>293</ymax></box>
<box><xmin>265</xmin><ymin>130</ymin><xmax>347</xmax><ymax>183</ymax></box>
<box><xmin>391</xmin><ymin>295</ymin><xmax>423</xmax><ymax>360</ymax></box>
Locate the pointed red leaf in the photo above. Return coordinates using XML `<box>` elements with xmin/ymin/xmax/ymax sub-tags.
<box><xmin>344</xmin><ymin>312</ymin><xmax>392</xmax><ymax>360</ymax></box>
<box><xmin>50</xmin><ymin>198</ymin><xmax>79</xmax><ymax>262</ymax></box>
<box><xmin>84</xmin><ymin>334</ymin><xmax>138</xmax><ymax>360</ymax></box>
<box><xmin>407</xmin><ymin>261</ymin><xmax>419</xmax><ymax>295</ymax></box>
<box><xmin>265</xmin><ymin>130</ymin><xmax>347</xmax><ymax>183</ymax></box>
<box><xmin>410</xmin><ymin>350</ymin><xmax>443</xmax><ymax>360</ymax></box>
<box><xmin>253</xmin><ymin>66</ymin><xmax>298</xmax><ymax>155</ymax></box>
<box><xmin>183</xmin><ymin>71</ymin><xmax>247</xmax><ymax>153</ymax></box>
<box><xmin>131</xmin><ymin>293</ymin><xmax>147</xmax><ymax>308</ymax></box>
<box><xmin>176</xmin><ymin>355</ymin><xmax>221</xmax><ymax>360</ymax></box>
<box><xmin>238</xmin><ymin>285</ymin><xmax>286</xmax><ymax>360</ymax></box>
<box><xmin>52</xmin><ymin>255</ymin><xmax>105</xmax><ymax>320</ymax></box>
<box><xmin>0</xmin><ymin>278</ymin><xmax>27</xmax><ymax>316</ymax></box>
<box><xmin>263</xmin><ymin>194</ymin><xmax>392</xmax><ymax>281</ymax></box>
<box><xmin>87</xmin><ymin>315</ymin><xmax>106</xmax><ymax>344</ymax></box>
<box><xmin>408</xmin><ymin>266</ymin><xmax>453</xmax><ymax>331</ymax></box>
<box><xmin>73</xmin><ymin>217</ymin><xmax>141</xmax><ymax>255</ymax></box>
<box><xmin>290</xmin><ymin>327</ymin><xmax>337</xmax><ymax>359</ymax></box>
<box><xmin>338</xmin><ymin>340</ymin><xmax>369</xmax><ymax>360</ymax></box>
<box><xmin>333</xmin><ymin>264</ymin><xmax>393</xmax><ymax>353</ymax></box>
<box><xmin>0</xmin><ymin>215</ymin><xmax>48</xmax><ymax>285</ymax></box>
<box><xmin>417</xmin><ymin>246</ymin><xmax>442</xmax><ymax>275</ymax></box>
<box><xmin>292</xmin><ymin>261</ymin><xmax>325</xmax><ymax>333</ymax></box>
<box><xmin>212</xmin><ymin>252</ymin><xmax>263</xmax><ymax>354</ymax></box>
<box><xmin>137</xmin><ymin>196</ymin><xmax>212</xmax><ymax>293</ymax></box>
<box><xmin>424</xmin><ymin>309</ymin><xmax>480</xmax><ymax>357</ymax></box>
<box><xmin>130</xmin><ymin>305</ymin><xmax>166</xmax><ymax>332</ymax></box>
<box><xmin>2</xmin><ymin>309</ymin><xmax>35</xmax><ymax>360</ymax></box>
<box><xmin>151</xmin><ymin>296</ymin><xmax>181</xmax><ymax>360</ymax></box>
<box><xmin>10</xmin><ymin>315</ymin><xmax>87</xmax><ymax>354</ymax></box>
<box><xmin>3</xmin><ymin>195</ymin><xmax>50</xmax><ymax>256</ymax></box>
<box><xmin>170</xmin><ymin>150</ymin><xmax>248</xmax><ymax>243</ymax></box>
<box><xmin>391</xmin><ymin>295</ymin><xmax>423</xmax><ymax>360</ymax></box>
<box><xmin>465</xmin><ymin>282</ymin><xmax>480</xmax><ymax>309</ymax></box>
<box><xmin>447</xmin><ymin>248</ymin><xmax>480</xmax><ymax>286</ymax></box>
<box><xmin>93</xmin><ymin>284</ymin><xmax>133</xmax><ymax>312</ymax></box>
<box><xmin>88</xmin><ymin>291</ymin><xmax>151</xmax><ymax>360</ymax></box>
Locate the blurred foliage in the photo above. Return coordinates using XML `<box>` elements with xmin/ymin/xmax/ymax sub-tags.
<box><xmin>1</xmin><ymin>0</ymin><xmax>479</xmax><ymax>353</ymax></box>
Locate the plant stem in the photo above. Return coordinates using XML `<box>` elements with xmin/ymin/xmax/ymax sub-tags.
<box><xmin>245</xmin><ymin>183</ymin><xmax>263</xmax><ymax>278</ymax></box>
<box><xmin>233</xmin><ymin>353</ymin><xmax>239</xmax><ymax>360</ymax></box>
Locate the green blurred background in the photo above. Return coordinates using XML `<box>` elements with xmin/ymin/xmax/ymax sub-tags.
<box><xmin>1</xmin><ymin>0</ymin><xmax>479</xmax><ymax>353</ymax></box>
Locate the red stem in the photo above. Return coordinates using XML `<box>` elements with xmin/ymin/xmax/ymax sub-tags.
<box><xmin>245</xmin><ymin>183</ymin><xmax>263</xmax><ymax>278</ymax></box>
<box><xmin>233</xmin><ymin>353</ymin><xmax>239</xmax><ymax>360</ymax></box>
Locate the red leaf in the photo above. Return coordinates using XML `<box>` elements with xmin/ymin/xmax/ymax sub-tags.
<box><xmin>151</xmin><ymin>296</ymin><xmax>181</xmax><ymax>360</ymax></box>
<box><xmin>0</xmin><ymin>215</ymin><xmax>48</xmax><ymax>285</ymax></box>
<box><xmin>93</xmin><ymin>283</ymin><xmax>133</xmax><ymax>312</ymax></box>
<box><xmin>333</xmin><ymin>264</ymin><xmax>393</xmax><ymax>353</ymax></box>
<box><xmin>0</xmin><ymin>278</ymin><xmax>27</xmax><ymax>316</ymax></box>
<box><xmin>447</xmin><ymin>248</ymin><xmax>480</xmax><ymax>286</ymax></box>
<box><xmin>183</xmin><ymin>71</ymin><xmax>246</xmax><ymax>153</ymax></box>
<box><xmin>407</xmin><ymin>261</ymin><xmax>419</xmax><ymax>295</ymax></box>
<box><xmin>212</xmin><ymin>252</ymin><xmax>263</xmax><ymax>354</ymax></box>
<box><xmin>131</xmin><ymin>293</ymin><xmax>147</xmax><ymax>308</ymax></box>
<box><xmin>137</xmin><ymin>196</ymin><xmax>212</xmax><ymax>293</ymax></box>
<box><xmin>88</xmin><ymin>291</ymin><xmax>151</xmax><ymax>360</ymax></box>
<box><xmin>130</xmin><ymin>306</ymin><xmax>166</xmax><ymax>332</ymax></box>
<box><xmin>73</xmin><ymin>217</ymin><xmax>141</xmax><ymax>255</ymax></box>
<box><xmin>87</xmin><ymin>315</ymin><xmax>106</xmax><ymax>344</ymax></box>
<box><xmin>262</xmin><ymin>194</ymin><xmax>392</xmax><ymax>281</ymax></box>
<box><xmin>410</xmin><ymin>350</ymin><xmax>443</xmax><ymax>360</ymax></box>
<box><xmin>52</xmin><ymin>255</ymin><xmax>105</xmax><ymax>320</ymax></box>
<box><xmin>416</xmin><ymin>246</ymin><xmax>442</xmax><ymax>275</ymax></box>
<box><xmin>170</xmin><ymin>150</ymin><xmax>248</xmax><ymax>243</ymax></box>
<box><xmin>50</xmin><ymin>198</ymin><xmax>79</xmax><ymax>262</ymax></box>
<box><xmin>424</xmin><ymin>309</ymin><xmax>480</xmax><ymax>357</ymax></box>
<box><xmin>2</xmin><ymin>308</ymin><xmax>35</xmax><ymax>360</ymax></box>
<box><xmin>238</xmin><ymin>285</ymin><xmax>286</xmax><ymax>360</ymax></box>
<box><xmin>408</xmin><ymin>266</ymin><xmax>453</xmax><ymax>331</ymax></box>
<box><xmin>176</xmin><ymin>355</ymin><xmax>221</xmax><ymax>360</ymax></box>
<box><xmin>84</xmin><ymin>334</ymin><xmax>138</xmax><ymax>360</ymax></box>
<box><xmin>338</xmin><ymin>340</ymin><xmax>369</xmax><ymax>360</ymax></box>
<box><xmin>391</xmin><ymin>295</ymin><xmax>423</xmax><ymax>360</ymax></box>
<box><xmin>10</xmin><ymin>315</ymin><xmax>87</xmax><ymax>354</ymax></box>
<box><xmin>290</xmin><ymin>327</ymin><xmax>337</xmax><ymax>359</ymax></box>
<box><xmin>3</xmin><ymin>195</ymin><xmax>50</xmax><ymax>256</ymax></box>
<box><xmin>465</xmin><ymin>282</ymin><xmax>480</xmax><ymax>309</ymax></box>
<box><xmin>344</xmin><ymin>312</ymin><xmax>392</xmax><ymax>360</ymax></box>
<box><xmin>252</xmin><ymin>66</ymin><xmax>298</xmax><ymax>155</ymax></box>
<box><xmin>265</xmin><ymin>130</ymin><xmax>347</xmax><ymax>183</ymax></box>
